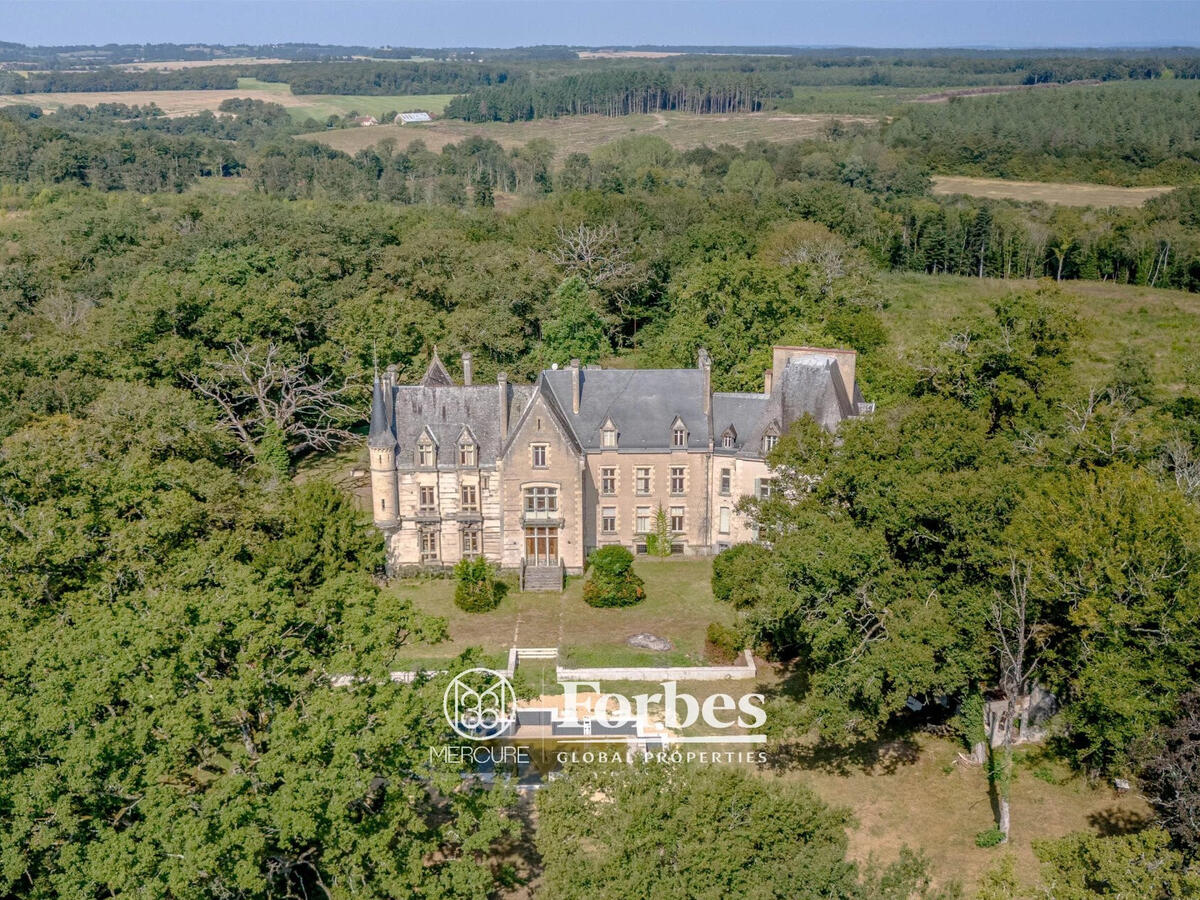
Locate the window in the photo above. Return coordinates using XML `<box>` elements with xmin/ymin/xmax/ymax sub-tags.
<box><xmin>722</xmin><ymin>432</ymin><xmax>735</xmax><ymax>449</ymax></box>
<box><xmin>601</xmin><ymin>506</ymin><xmax>616</xmax><ymax>534</ymax></box>
<box><xmin>458</xmin><ymin>442</ymin><xmax>476</xmax><ymax>466</ymax></box>
<box><xmin>719</xmin><ymin>506</ymin><xmax>731</xmax><ymax>534</ymax></box>
<box><xmin>720</xmin><ymin>468</ymin><xmax>731</xmax><ymax>496</ymax></box>
<box><xmin>635</xmin><ymin>506</ymin><xmax>651</xmax><ymax>534</ymax></box>
<box><xmin>461</xmin><ymin>526</ymin><xmax>480</xmax><ymax>556</ymax></box>
<box><xmin>669</xmin><ymin>506</ymin><xmax>685</xmax><ymax>532</ymax></box>
<box><xmin>420</xmin><ymin>528</ymin><xmax>438</xmax><ymax>561</ymax></box>
<box><xmin>417</xmin><ymin>440</ymin><xmax>434</xmax><ymax>467</ymax></box>
<box><xmin>532</xmin><ymin>444</ymin><xmax>548</xmax><ymax>468</ymax></box>
<box><xmin>601</xmin><ymin>427</ymin><xmax>617</xmax><ymax>448</ymax></box>
<box><xmin>635</xmin><ymin>467</ymin><xmax>651</xmax><ymax>495</ymax></box>
<box><xmin>758</xmin><ymin>479</ymin><xmax>775</xmax><ymax>500</ymax></box>
<box><xmin>460</xmin><ymin>484</ymin><xmax>478</xmax><ymax>511</ymax></box>
<box><xmin>672</xmin><ymin>423</ymin><xmax>687</xmax><ymax>448</ymax></box>
<box><xmin>480</xmin><ymin>474</ymin><xmax>490</xmax><ymax>492</ymax></box>
<box><xmin>762</xmin><ymin>434</ymin><xmax>778</xmax><ymax>453</ymax></box>
<box><xmin>380</xmin><ymin>498</ymin><xmax>387</xmax><ymax>511</ymax></box>
<box><xmin>669</xmin><ymin>466</ymin><xmax>685</xmax><ymax>495</ymax></box>
<box><xmin>419</xmin><ymin>486</ymin><xmax>437</xmax><ymax>512</ymax></box>
<box><xmin>523</xmin><ymin>486</ymin><xmax>558</xmax><ymax>519</ymax></box>
<box><xmin>600</xmin><ymin>467</ymin><xmax>616</xmax><ymax>495</ymax></box>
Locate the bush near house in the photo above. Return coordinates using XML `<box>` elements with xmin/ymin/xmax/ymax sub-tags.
<box><xmin>453</xmin><ymin>556</ymin><xmax>504</xmax><ymax>612</ymax></box>
<box><xmin>582</xmin><ymin>546</ymin><xmax>645</xmax><ymax>608</ymax></box>
<box><xmin>711</xmin><ymin>542</ymin><xmax>770</xmax><ymax>607</ymax></box>
<box><xmin>705</xmin><ymin>622</ymin><xmax>743</xmax><ymax>663</ymax></box>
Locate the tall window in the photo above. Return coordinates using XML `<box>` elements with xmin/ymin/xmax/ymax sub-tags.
<box><xmin>669</xmin><ymin>506</ymin><xmax>685</xmax><ymax>532</ymax></box>
<box><xmin>719</xmin><ymin>506</ymin><xmax>731</xmax><ymax>534</ymax></box>
<box><xmin>635</xmin><ymin>506</ymin><xmax>651</xmax><ymax>533</ymax></box>
<box><xmin>601</xmin><ymin>426</ymin><xmax>617</xmax><ymax>448</ymax></box>
<box><xmin>460</xmin><ymin>484</ymin><xmax>478</xmax><ymax>511</ymax></box>
<box><xmin>722</xmin><ymin>432</ymin><xmax>735</xmax><ymax>449</ymax></box>
<box><xmin>672</xmin><ymin>424</ymin><xmax>687</xmax><ymax>447</ymax></box>
<box><xmin>601</xmin><ymin>506</ymin><xmax>616</xmax><ymax>534</ymax></box>
<box><xmin>458</xmin><ymin>442</ymin><xmax>476</xmax><ymax>466</ymax></box>
<box><xmin>417</xmin><ymin>440</ymin><xmax>434</xmax><ymax>467</ymax></box>
<box><xmin>635</xmin><ymin>467</ymin><xmax>651</xmax><ymax>495</ymax></box>
<box><xmin>531</xmin><ymin>444</ymin><xmax>548</xmax><ymax>468</ymax></box>
<box><xmin>461</xmin><ymin>526</ymin><xmax>480</xmax><ymax>556</ymax></box>
<box><xmin>419</xmin><ymin>486</ymin><xmax>436</xmax><ymax>511</ymax></box>
<box><xmin>720</xmin><ymin>468</ymin><xmax>731</xmax><ymax>495</ymax></box>
<box><xmin>524</xmin><ymin>486</ymin><xmax>558</xmax><ymax>519</ymax></box>
<box><xmin>669</xmin><ymin>466</ymin><xmax>685</xmax><ymax>495</ymax></box>
<box><xmin>420</xmin><ymin>528</ymin><xmax>438</xmax><ymax>561</ymax></box>
<box><xmin>600</xmin><ymin>467</ymin><xmax>616</xmax><ymax>495</ymax></box>
<box><xmin>762</xmin><ymin>434</ymin><xmax>778</xmax><ymax>453</ymax></box>
<box><xmin>480</xmin><ymin>474</ymin><xmax>490</xmax><ymax>492</ymax></box>
<box><xmin>758</xmin><ymin>479</ymin><xmax>775</xmax><ymax>500</ymax></box>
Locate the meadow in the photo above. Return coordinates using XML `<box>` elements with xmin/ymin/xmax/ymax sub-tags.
<box><xmin>932</xmin><ymin>174</ymin><xmax>1174</xmax><ymax>208</ymax></box>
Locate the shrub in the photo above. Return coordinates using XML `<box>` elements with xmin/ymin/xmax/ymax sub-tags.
<box><xmin>706</xmin><ymin>622</ymin><xmax>743</xmax><ymax>663</ymax></box>
<box><xmin>644</xmin><ymin>504</ymin><xmax>673</xmax><ymax>557</ymax></box>
<box><xmin>975</xmin><ymin>827</ymin><xmax>1005</xmax><ymax>848</ymax></box>
<box><xmin>711</xmin><ymin>543</ymin><xmax>769</xmax><ymax>607</ymax></box>
<box><xmin>583</xmin><ymin>546</ymin><xmax>645</xmax><ymax>608</ymax></box>
<box><xmin>453</xmin><ymin>556</ymin><xmax>503</xmax><ymax>613</ymax></box>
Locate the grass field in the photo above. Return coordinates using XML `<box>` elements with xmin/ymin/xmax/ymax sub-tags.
<box><xmin>297</xmin><ymin>110</ymin><xmax>876</xmax><ymax>158</ymax></box>
<box><xmin>0</xmin><ymin>76</ymin><xmax>454</xmax><ymax>122</ymax></box>
<box><xmin>390</xmin><ymin>557</ymin><xmax>731</xmax><ymax>668</ymax></box>
<box><xmin>877</xmin><ymin>272</ymin><xmax>1200</xmax><ymax>394</ymax></box>
<box><xmin>933</xmin><ymin>175</ymin><xmax>1174</xmax><ymax>208</ymax></box>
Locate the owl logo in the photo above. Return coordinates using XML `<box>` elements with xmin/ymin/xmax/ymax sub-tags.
<box><xmin>444</xmin><ymin>668</ymin><xmax>517</xmax><ymax>740</ymax></box>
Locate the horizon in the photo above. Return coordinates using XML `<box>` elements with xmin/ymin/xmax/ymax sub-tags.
<box><xmin>3</xmin><ymin>1</ymin><xmax>1200</xmax><ymax>51</ymax></box>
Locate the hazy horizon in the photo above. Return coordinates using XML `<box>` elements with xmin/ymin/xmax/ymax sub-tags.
<box><xmin>2</xmin><ymin>1</ymin><xmax>1199</xmax><ymax>51</ymax></box>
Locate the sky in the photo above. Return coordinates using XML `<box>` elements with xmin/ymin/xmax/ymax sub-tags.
<box><xmin>1</xmin><ymin>1</ymin><xmax>1199</xmax><ymax>49</ymax></box>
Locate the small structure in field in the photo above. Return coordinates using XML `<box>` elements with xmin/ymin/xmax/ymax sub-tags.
<box><xmin>396</xmin><ymin>111</ymin><xmax>433</xmax><ymax>124</ymax></box>
<box><xmin>350</xmin><ymin>115</ymin><xmax>378</xmax><ymax>127</ymax></box>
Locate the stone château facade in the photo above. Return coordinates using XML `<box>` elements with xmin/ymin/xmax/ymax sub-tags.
<box><xmin>368</xmin><ymin>345</ymin><xmax>871</xmax><ymax>578</ymax></box>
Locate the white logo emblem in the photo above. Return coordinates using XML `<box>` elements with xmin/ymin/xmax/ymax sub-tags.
<box><xmin>444</xmin><ymin>668</ymin><xmax>516</xmax><ymax>741</ymax></box>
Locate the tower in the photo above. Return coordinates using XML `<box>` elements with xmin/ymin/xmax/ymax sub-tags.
<box><xmin>368</xmin><ymin>372</ymin><xmax>399</xmax><ymax>528</ymax></box>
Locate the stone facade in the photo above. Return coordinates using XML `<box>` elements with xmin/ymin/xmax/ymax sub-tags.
<box><xmin>369</xmin><ymin>346</ymin><xmax>871</xmax><ymax>575</ymax></box>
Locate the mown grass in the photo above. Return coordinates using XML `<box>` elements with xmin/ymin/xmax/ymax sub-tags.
<box><xmin>235</xmin><ymin>77</ymin><xmax>454</xmax><ymax>122</ymax></box>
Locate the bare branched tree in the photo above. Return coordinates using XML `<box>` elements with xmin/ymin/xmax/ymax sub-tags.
<box><xmin>187</xmin><ymin>340</ymin><xmax>357</xmax><ymax>457</ymax></box>
<box><xmin>988</xmin><ymin>559</ymin><xmax>1049</xmax><ymax>844</ymax></box>
<box><xmin>551</xmin><ymin>222</ymin><xmax>634</xmax><ymax>286</ymax></box>
<box><xmin>35</xmin><ymin>291</ymin><xmax>94</xmax><ymax>331</ymax></box>
<box><xmin>1161</xmin><ymin>435</ymin><xmax>1200</xmax><ymax>500</ymax></box>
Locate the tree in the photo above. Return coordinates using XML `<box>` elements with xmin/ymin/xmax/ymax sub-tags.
<box><xmin>645</xmin><ymin>503</ymin><xmax>673</xmax><ymax>557</ymax></box>
<box><xmin>1141</xmin><ymin>691</ymin><xmax>1200</xmax><ymax>856</ymax></box>
<box><xmin>454</xmin><ymin>556</ymin><xmax>504</xmax><ymax>613</ymax></box>
<box><xmin>582</xmin><ymin>546</ymin><xmax>644</xmax><ymax>608</ymax></box>
<box><xmin>1034</xmin><ymin>829</ymin><xmax>1200</xmax><ymax>899</ymax></box>
<box><xmin>471</xmin><ymin>167</ymin><xmax>494</xmax><ymax>208</ymax></box>
<box><xmin>539</xmin><ymin>276</ymin><xmax>609</xmax><ymax>366</ymax></box>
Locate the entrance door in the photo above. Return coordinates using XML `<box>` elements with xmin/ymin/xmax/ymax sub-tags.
<box><xmin>524</xmin><ymin>526</ymin><xmax>559</xmax><ymax>566</ymax></box>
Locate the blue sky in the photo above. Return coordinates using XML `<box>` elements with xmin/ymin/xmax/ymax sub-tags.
<box><xmin>2</xmin><ymin>1</ymin><xmax>1198</xmax><ymax>49</ymax></box>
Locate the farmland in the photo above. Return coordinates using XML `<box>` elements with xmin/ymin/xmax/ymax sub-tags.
<box><xmin>297</xmin><ymin>110</ymin><xmax>876</xmax><ymax>158</ymax></box>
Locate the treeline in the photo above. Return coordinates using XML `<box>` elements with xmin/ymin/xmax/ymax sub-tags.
<box><xmin>0</xmin><ymin>66</ymin><xmax>239</xmax><ymax>93</ymax></box>
<box><xmin>886</xmin><ymin>81</ymin><xmax>1200</xmax><ymax>184</ymax></box>
<box><xmin>445</xmin><ymin>69</ymin><xmax>789</xmax><ymax>121</ymax></box>
<box><xmin>245</xmin><ymin>60</ymin><xmax>520</xmax><ymax>95</ymax></box>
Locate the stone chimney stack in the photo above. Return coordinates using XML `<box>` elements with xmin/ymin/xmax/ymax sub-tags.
<box><xmin>498</xmin><ymin>372</ymin><xmax>509</xmax><ymax>443</ymax></box>
<box><xmin>697</xmin><ymin>348</ymin><xmax>711</xmax><ymax>418</ymax></box>
<box><xmin>570</xmin><ymin>359</ymin><xmax>581</xmax><ymax>415</ymax></box>
<box><xmin>461</xmin><ymin>351</ymin><xmax>473</xmax><ymax>386</ymax></box>
<box><xmin>763</xmin><ymin>369</ymin><xmax>773</xmax><ymax>394</ymax></box>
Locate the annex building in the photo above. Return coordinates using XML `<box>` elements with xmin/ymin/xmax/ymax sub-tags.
<box><xmin>369</xmin><ymin>345</ymin><xmax>870</xmax><ymax>585</ymax></box>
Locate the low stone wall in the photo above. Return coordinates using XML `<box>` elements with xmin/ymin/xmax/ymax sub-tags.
<box><xmin>555</xmin><ymin>649</ymin><xmax>756</xmax><ymax>682</ymax></box>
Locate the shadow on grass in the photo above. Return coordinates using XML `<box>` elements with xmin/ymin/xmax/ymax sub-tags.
<box><xmin>764</xmin><ymin>732</ymin><xmax>921</xmax><ymax>777</ymax></box>
<box><xmin>1088</xmin><ymin>806</ymin><xmax>1152</xmax><ymax>836</ymax></box>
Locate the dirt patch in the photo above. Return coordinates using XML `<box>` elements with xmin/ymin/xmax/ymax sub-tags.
<box><xmin>932</xmin><ymin>175</ymin><xmax>1174</xmax><ymax>208</ymax></box>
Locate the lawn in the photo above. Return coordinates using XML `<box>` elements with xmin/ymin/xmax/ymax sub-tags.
<box><xmin>876</xmin><ymin>271</ymin><xmax>1200</xmax><ymax>395</ymax></box>
<box><xmin>390</xmin><ymin>556</ymin><xmax>732</xmax><ymax>668</ymax></box>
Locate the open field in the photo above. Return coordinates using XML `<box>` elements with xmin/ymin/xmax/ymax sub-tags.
<box><xmin>297</xmin><ymin>110</ymin><xmax>877</xmax><ymax>158</ymax></box>
<box><xmin>390</xmin><ymin>557</ymin><xmax>732</xmax><ymax>668</ymax></box>
<box><xmin>0</xmin><ymin>76</ymin><xmax>453</xmax><ymax>121</ymax></box>
<box><xmin>932</xmin><ymin>174</ymin><xmax>1174</xmax><ymax>208</ymax></box>
<box><xmin>117</xmin><ymin>57</ymin><xmax>293</xmax><ymax>70</ymax></box>
<box><xmin>770</xmin><ymin>733</ymin><xmax>1153</xmax><ymax>893</ymax></box>
<box><xmin>877</xmin><ymin>272</ymin><xmax>1200</xmax><ymax>393</ymax></box>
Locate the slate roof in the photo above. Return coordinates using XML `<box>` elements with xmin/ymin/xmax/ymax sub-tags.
<box><xmin>541</xmin><ymin>368</ymin><xmax>712</xmax><ymax>451</ymax></box>
<box><xmin>712</xmin><ymin>392</ymin><xmax>770</xmax><ymax>455</ymax></box>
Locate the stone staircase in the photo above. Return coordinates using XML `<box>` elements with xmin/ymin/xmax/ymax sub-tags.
<box><xmin>521</xmin><ymin>561</ymin><xmax>564</xmax><ymax>592</ymax></box>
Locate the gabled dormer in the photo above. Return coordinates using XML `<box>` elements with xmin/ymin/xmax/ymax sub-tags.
<box><xmin>670</xmin><ymin>415</ymin><xmax>689</xmax><ymax>449</ymax></box>
<box><xmin>457</xmin><ymin>426</ymin><xmax>478</xmax><ymax>467</ymax></box>
<box><xmin>420</xmin><ymin>348</ymin><xmax>453</xmax><ymax>388</ymax></box>
<box><xmin>720</xmin><ymin>424</ymin><xmax>737</xmax><ymax>450</ymax></box>
<box><xmin>760</xmin><ymin>421</ymin><xmax>780</xmax><ymax>455</ymax></box>
<box><xmin>600</xmin><ymin>417</ymin><xmax>619</xmax><ymax>449</ymax></box>
<box><xmin>416</xmin><ymin>426</ymin><xmax>438</xmax><ymax>467</ymax></box>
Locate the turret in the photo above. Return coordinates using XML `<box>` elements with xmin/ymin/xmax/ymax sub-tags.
<box><xmin>368</xmin><ymin>376</ymin><xmax>399</xmax><ymax>527</ymax></box>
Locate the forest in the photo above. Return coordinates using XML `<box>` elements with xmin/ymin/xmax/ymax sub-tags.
<box><xmin>1</xmin><ymin>46</ymin><xmax>1199</xmax><ymax>899</ymax></box>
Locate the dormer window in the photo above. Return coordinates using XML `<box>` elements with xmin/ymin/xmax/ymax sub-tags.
<box><xmin>721</xmin><ymin>426</ymin><xmax>737</xmax><ymax>449</ymax></box>
<box><xmin>417</xmin><ymin>438</ymin><xmax>435</xmax><ymax>467</ymax></box>
<box><xmin>458</xmin><ymin>441</ymin><xmax>476</xmax><ymax>466</ymax></box>
<box><xmin>671</xmin><ymin>417</ymin><xmax>688</xmax><ymax>448</ymax></box>
<box><xmin>601</xmin><ymin>424</ymin><xmax>617</xmax><ymax>448</ymax></box>
<box><xmin>762</xmin><ymin>434</ymin><xmax>778</xmax><ymax>453</ymax></box>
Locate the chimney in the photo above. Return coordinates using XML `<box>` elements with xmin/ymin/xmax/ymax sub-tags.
<box><xmin>697</xmin><ymin>348</ymin><xmax>711</xmax><ymax>418</ymax></box>
<box><xmin>498</xmin><ymin>372</ymin><xmax>509</xmax><ymax>442</ymax></box>
<box><xmin>570</xmin><ymin>358</ymin><xmax>581</xmax><ymax>415</ymax></box>
<box><xmin>763</xmin><ymin>369</ymin><xmax>773</xmax><ymax>394</ymax></box>
<box><xmin>461</xmin><ymin>351</ymin><xmax>473</xmax><ymax>386</ymax></box>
